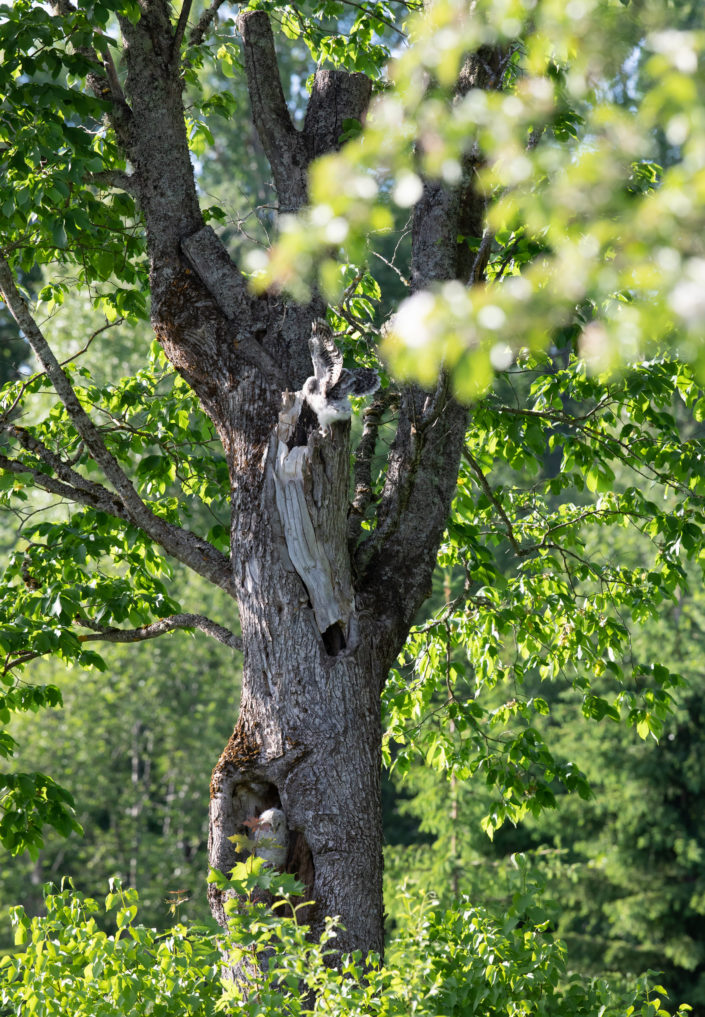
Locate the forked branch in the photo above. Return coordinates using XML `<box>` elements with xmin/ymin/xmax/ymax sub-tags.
<box><xmin>303</xmin><ymin>68</ymin><xmax>372</xmax><ymax>161</ymax></box>
<box><xmin>0</xmin><ymin>450</ymin><xmax>124</xmax><ymax>515</ymax></box>
<box><xmin>4</xmin><ymin>425</ymin><xmax>128</xmax><ymax>512</ymax></box>
<box><xmin>238</xmin><ymin>10</ymin><xmax>372</xmax><ymax>212</ymax></box>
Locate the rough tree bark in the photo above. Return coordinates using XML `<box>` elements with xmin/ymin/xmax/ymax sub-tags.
<box><xmin>8</xmin><ymin>1</ymin><xmax>505</xmax><ymax>959</ymax></box>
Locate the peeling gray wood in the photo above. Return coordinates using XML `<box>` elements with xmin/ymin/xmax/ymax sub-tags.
<box><xmin>273</xmin><ymin>393</ymin><xmax>356</xmax><ymax>644</ymax></box>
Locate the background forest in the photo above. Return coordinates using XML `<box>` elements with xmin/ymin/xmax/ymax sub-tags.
<box><xmin>2</xmin><ymin>0</ymin><xmax>705</xmax><ymax>1014</ymax></box>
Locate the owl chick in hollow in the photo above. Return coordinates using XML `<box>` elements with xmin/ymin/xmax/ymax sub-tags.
<box><xmin>252</xmin><ymin>808</ymin><xmax>288</xmax><ymax>870</ymax></box>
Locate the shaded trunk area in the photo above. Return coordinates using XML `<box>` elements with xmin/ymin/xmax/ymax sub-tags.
<box><xmin>208</xmin><ymin>384</ymin><xmax>387</xmax><ymax>956</ymax></box>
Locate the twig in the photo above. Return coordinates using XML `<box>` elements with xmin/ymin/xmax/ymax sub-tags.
<box><xmin>188</xmin><ymin>0</ymin><xmax>227</xmax><ymax>47</ymax></box>
<box><xmin>334</xmin><ymin>303</ymin><xmax>379</xmax><ymax>337</ymax></box>
<box><xmin>369</xmin><ymin>249</ymin><xmax>410</xmax><ymax>288</ymax></box>
<box><xmin>464</xmin><ymin>448</ymin><xmax>526</xmax><ymax>557</ymax></box>
<box><xmin>337</xmin><ymin>0</ymin><xmax>407</xmax><ymax>38</ymax></box>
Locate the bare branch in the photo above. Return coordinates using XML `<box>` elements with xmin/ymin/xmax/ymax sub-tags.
<box><xmin>77</xmin><ymin>613</ymin><xmax>242</xmax><ymax>650</ymax></box>
<box><xmin>56</xmin><ymin>318</ymin><xmax>124</xmax><ymax>370</ymax></box>
<box><xmin>238</xmin><ymin>10</ymin><xmax>308</xmax><ymax>213</ymax></box>
<box><xmin>369</xmin><ymin>249</ymin><xmax>410</xmax><ymax>289</ymax></box>
<box><xmin>172</xmin><ymin>0</ymin><xmax>194</xmax><ymax>58</ymax></box>
<box><xmin>2</xmin><ymin>614</ymin><xmax>241</xmax><ymax>678</ymax></box>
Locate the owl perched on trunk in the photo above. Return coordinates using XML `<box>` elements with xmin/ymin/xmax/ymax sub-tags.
<box><xmin>252</xmin><ymin>808</ymin><xmax>288</xmax><ymax>870</ymax></box>
<box><xmin>302</xmin><ymin>319</ymin><xmax>379</xmax><ymax>434</ymax></box>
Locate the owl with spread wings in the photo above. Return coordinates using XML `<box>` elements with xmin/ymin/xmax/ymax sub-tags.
<box><xmin>302</xmin><ymin>319</ymin><xmax>379</xmax><ymax>434</ymax></box>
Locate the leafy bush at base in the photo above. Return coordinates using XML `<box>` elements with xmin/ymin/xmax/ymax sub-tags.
<box><xmin>0</xmin><ymin>882</ymin><xmax>219</xmax><ymax>1016</ymax></box>
<box><xmin>0</xmin><ymin>870</ymin><xmax>694</xmax><ymax>1016</ymax></box>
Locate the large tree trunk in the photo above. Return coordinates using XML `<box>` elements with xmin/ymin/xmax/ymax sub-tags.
<box><xmin>209</xmin><ymin>388</ymin><xmax>389</xmax><ymax>953</ymax></box>
<box><xmin>204</xmin><ymin>364</ymin><xmax>467</xmax><ymax>955</ymax></box>
<box><xmin>60</xmin><ymin>0</ymin><xmax>500</xmax><ymax>962</ymax></box>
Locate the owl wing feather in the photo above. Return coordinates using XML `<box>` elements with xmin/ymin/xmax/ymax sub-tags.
<box><xmin>328</xmin><ymin>367</ymin><xmax>380</xmax><ymax>400</ymax></box>
<box><xmin>309</xmin><ymin>319</ymin><xmax>343</xmax><ymax>390</ymax></box>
